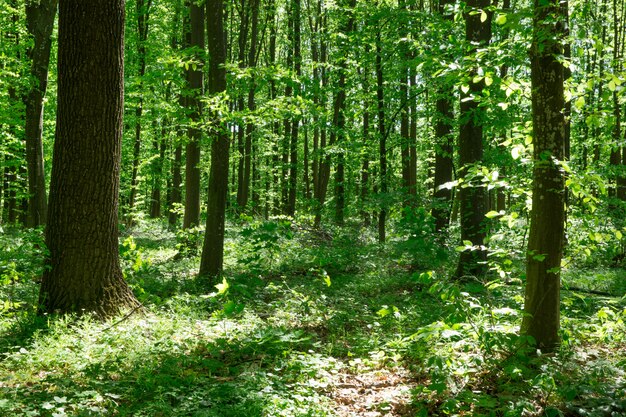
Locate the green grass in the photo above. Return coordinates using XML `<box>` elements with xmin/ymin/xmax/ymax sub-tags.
<box><xmin>1</xmin><ymin>220</ymin><xmax>626</xmax><ymax>416</ymax></box>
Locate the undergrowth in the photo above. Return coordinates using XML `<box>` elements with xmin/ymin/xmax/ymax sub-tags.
<box><xmin>0</xmin><ymin>219</ymin><xmax>625</xmax><ymax>416</ymax></box>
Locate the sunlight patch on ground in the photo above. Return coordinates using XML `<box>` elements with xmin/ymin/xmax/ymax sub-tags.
<box><xmin>329</xmin><ymin>367</ymin><xmax>415</xmax><ymax>417</ymax></box>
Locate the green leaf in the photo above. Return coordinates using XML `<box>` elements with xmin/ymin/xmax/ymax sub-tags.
<box><xmin>574</xmin><ymin>96</ymin><xmax>585</xmax><ymax>110</ymax></box>
<box><xmin>485</xmin><ymin>210</ymin><xmax>503</xmax><ymax>219</ymax></box>
<box><xmin>215</xmin><ymin>277</ymin><xmax>229</xmax><ymax>295</ymax></box>
<box><xmin>495</xmin><ymin>14</ymin><xmax>507</xmax><ymax>25</ymax></box>
<box><xmin>480</xmin><ymin>10</ymin><xmax>487</xmax><ymax>22</ymax></box>
<box><xmin>608</xmin><ymin>80</ymin><xmax>616</xmax><ymax>91</ymax></box>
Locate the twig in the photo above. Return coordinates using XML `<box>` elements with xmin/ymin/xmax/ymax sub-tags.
<box><xmin>101</xmin><ymin>304</ymin><xmax>144</xmax><ymax>332</ymax></box>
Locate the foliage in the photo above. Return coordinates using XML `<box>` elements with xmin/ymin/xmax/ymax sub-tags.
<box><xmin>1</xmin><ymin>220</ymin><xmax>626</xmax><ymax>416</ymax></box>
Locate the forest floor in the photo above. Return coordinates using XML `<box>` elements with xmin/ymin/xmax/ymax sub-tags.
<box><xmin>1</xmin><ymin>218</ymin><xmax>626</xmax><ymax>416</ymax></box>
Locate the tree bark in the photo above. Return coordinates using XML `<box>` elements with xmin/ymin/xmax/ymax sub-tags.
<box><xmin>432</xmin><ymin>0</ymin><xmax>455</xmax><ymax>233</ymax></box>
<box><xmin>200</xmin><ymin>0</ymin><xmax>229</xmax><ymax>280</ymax></box>
<box><xmin>38</xmin><ymin>0</ymin><xmax>140</xmax><ymax>318</ymax></box>
<box><xmin>454</xmin><ymin>0</ymin><xmax>492</xmax><ymax>278</ymax></box>
<box><xmin>24</xmin><ymin>0</ymin><xmax>57</xmax><ymax>228</ymax></box>
<box><xmin>521</xmin><ymin>0</ymin><xmax>567</xmax><ymax>352</ymax></box>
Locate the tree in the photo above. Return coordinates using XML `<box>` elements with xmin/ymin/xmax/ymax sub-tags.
<box><xmin>128</xmin><ymin>0</ymin><xmax>153</xmax><ymax>215</ymax></box>
<box><xmin>454</xmin><ymin>0</ymin><xmax>492</xmax><ymax>278</ymax></box>
<box><xmin>431</xmin><ymin>0</ymin><xmax>455</xmax><ymax>233</ymax></box>
<box><xmin>182</xmin><ymin>0</ymin><xmax>204</xmax><ymax>229</ymax></box>
<box><xmin>38</xmin><ymin>0</ymin><xmax>140</xmax><ymax>317</ymax></box>
<box><xmin>521</xmin><ymin>0</ymin><xmax>567</xmax><ymax>351</ymax></box>
<box><xmin>24</xmin><ymin>0</ymin><xmax>57</xmax><ymax>228</ymax></box>
<box><xmin>199</xmin><ymin>0</ymin><xmax>229</xmax><ymax>280</ymax></box>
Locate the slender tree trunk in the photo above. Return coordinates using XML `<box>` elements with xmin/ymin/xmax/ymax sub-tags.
<box><xmin>4</xmin><ymin>2</ymin><xmax>23</xmax><ymax>225</ymax></box>
<box><xmin>236</xmin><ymin>0</ymin><xmax>249</xmax><ymax>210</ymax></box>
<box><xmin>432</xmin><ymin>0</ymin><xmax>455</xmax><ymax>233</ymax></box>
<box><xmin>24</xmin><ymin>0</ymin><xmax>57</xmax><ymax>227</ymax></box>
<box><xmin>169</xmin><ymin>144</ymin><xmax>183</xmax><ymax>226</ymax></box>
<box><xmin>39</xmin><ymin>0</ymin><xmax>140</xmax><ymax>318</ymax></box>
<box><xmin>313</xmin><ymin>10</ymin><xmax>330</xmax><ymax>228</ymax></box>
<box><xmin>200</xmin><ymin>0</ymin><xmax>229</xmax><ymax>280</ymax></box>
<box><xmin>376</xmin><ymin>30</ymin><xmax>387</xmax><ymax>243</ymax></box>
<box><xmin>287</xmin><ymin>0</ymin><xmax>301</xmax><ymax>217</ymax></box>
<box><xmin>522</xmin><ymin>0</ymin><xmax>567</xmax><ymax>352</ymax></box>
<box><xmin>244</xmin><ymin>0</ymin><xmax>260</xmax><ymax>211</ymax></box>
<box><xmin>613</xmin><ymin>0</ymin><xmax>626</xmax><ymax>200</ymax></box>
<box><xmin>183</xmin><ymin>1</ymin><xmax>204</xmax><ymax>229</ymax></box>
<box><xmin>129</xmin><ymin>0</ymin><xmax>152</xmax><ymax>214</ymax></box>
<box><xmin>360</xmin><ymin>68</ymin><xmax>371</xmax><ymax>227</ymax></box>
<box><xmin>454</xmin><ymin>0</ymin><xmax>492</xmax><ymax>278</ymax></box>
<box><xmin>150</xmin><ymin>120</ymin><xmax>168</xmax><ymax>218</ymax></box>
<box><xmin>399</xmin><ymin>0</ymin><xmax>412</xmax><ymax>208</ymax></box>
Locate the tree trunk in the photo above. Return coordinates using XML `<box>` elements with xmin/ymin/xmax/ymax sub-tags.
<box><xmin>24</xmin><ymin>0</ymin><xmax>57</xmax><ymax>228</ymax></box>
<box><xmin>360</xmin><ymin>67</ymin><xmax>371</xmax><ymax>227</ymax></box>
<box><xmin>432</xmin><ymin>0</ymin><xmax>455</xmax><ymax>233</ymax></box>
<box><xmin>235</xmin><ymin>0</ymin><xmax>250</xmax><ymax>210</ymax></box>
<box><xmin>39</xmin><ymin>0</ymin><xmax>140</xmax><ymax>318</ymax></box>
<box><xmin>129</xmin><ymin>0</ymin><xmax>152</xmax><ymax>215</ymax></box>
<box><xmin>169</xmin><ymin>144</ymin><xmax>183</xmax><ymax>226</ymax></box>
<box><xmin>183</xmin><ymin>1</ymin><xmax>204</xmax><ymax>229</ymax></box>
<box><xmin>150</xmin><ymin>120</ymin><xmax>167</xmax><ymax>218</ymax></box>
<box><xmin>521</xmin><ymin>0</ymin><xmax>567</xmax><ymax>352</ymax></box>
<box><xmin>200</xmin><ymin>0</ymin><xmax>229</xmax><ymax>280</ymax></box>
<box><xmin>376</xmin><ymin>31</ymin><xmax>387</xmax><ymax>243</ymax></box>
<box><xmin>454</xmin><ymin>0</ymin><xmax>492</xmax><ymax>278</ymax></box>
<box><xmin>244</xmin><ymin>0</ymin><xmax>260</xmax><ymax>211</ymax></box>
<box><xmin>287</xmin><ymin>0</ymin><xmax>301</xmax><ymax>217</ymax></box>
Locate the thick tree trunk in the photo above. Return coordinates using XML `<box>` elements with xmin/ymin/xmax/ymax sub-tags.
<box><xmin>39</xmin><ymin>0</ymin><xmax>140</xmax><ymax>318</ymax></box>
<box><xmin>200</xmin><ymin>0</ymin><xmax>229</xmax><ymax>280</ymax></box>
<box><xmin>454</xmin><ymin>0</ymin><xmax>492</xmax><ymax>278</ymax></box>
<box><xmin>24</xmin><ymin>0</ymin><xmax>57</xmax><ymax>228</ymax></box>
<box><xmin>521</xmin><ymin>0</ymin><xmax>567</xmax><ymax>352</ymax></box>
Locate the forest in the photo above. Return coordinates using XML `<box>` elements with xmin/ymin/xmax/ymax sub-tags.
<box><xmin>1</xmin><ymin>0</ymin><xmax>626</xmax><ymax>415</ymax></box>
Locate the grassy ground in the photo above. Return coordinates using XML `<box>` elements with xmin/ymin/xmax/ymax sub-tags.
<box><xmin>0</xmin><ymin>219</ymin><xmax>625</xmax><ymax>416</ymax></box>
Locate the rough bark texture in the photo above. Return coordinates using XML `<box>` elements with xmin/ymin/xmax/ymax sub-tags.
<box><xmin>521</xmin><ymin>0</ymin><xmax>567</xmax><ymax>352</ymax></box>
<box><xmin>454</xmin><ymin>0</ymin><xmax>492</xmax><ymax>279</ymax></box>
<box><xmin>200</xmin><ymin>0</ymin><xmax>229</xmax><ymax>280</ymax></box>
<box><xmin>24</xmin><ymin>0</ymin><xmax>57</xmax><ymax>227</ymax></box>
<box><xmin>38</xmin><ymin>0</ymin><xmax>140</xmax><ymax>318</ymax></box>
